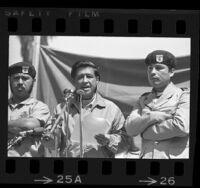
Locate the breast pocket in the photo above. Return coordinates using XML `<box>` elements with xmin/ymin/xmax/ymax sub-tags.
<box><xmin>156</xmin><ymin>99</ymin><xmax>178</xmax><ymax>114</ymax></box>
<box><xmin>159</xmin><ymin>106</ymin><xmax>177</xmax><ymax>114</ymax></box>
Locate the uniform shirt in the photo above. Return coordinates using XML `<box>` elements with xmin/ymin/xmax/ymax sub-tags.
<box><xmin>8</xmin><ymin>97</ymin><xmax>50</xmax><ymax>157</ymax></box>
<box><xmin>46</xmin><ymin>93</ymin><xmax>126</xmax><ymax>158</ymax></box>
<box><xmin>125</xmin><ymin>82</ymin><xmax>190</xmax><ymax>159</ymax></box>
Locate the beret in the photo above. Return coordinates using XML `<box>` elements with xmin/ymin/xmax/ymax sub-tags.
<box><xmin>145</xmin><ymin>50</ymin><xmax>176</xmax><ymax>68</ymax></box>
<box><xmin>8</xmin><ymin>62</ymin><xmax>36</xmax><ymax>78</ymax></box>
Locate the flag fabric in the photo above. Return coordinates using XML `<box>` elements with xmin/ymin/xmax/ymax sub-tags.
<box><xmin>37</xmin><ymin>45</ymin><xmax>190</xmax><ymax>118</ymax></box>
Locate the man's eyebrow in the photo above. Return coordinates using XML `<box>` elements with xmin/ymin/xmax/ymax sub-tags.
<box><xmin>78</xmin><ymin>73</ymin><xmax>94</xmax><ymax>76</ymax></box>
<box><xmin>155</xmin><ymin>64</ymin><xmax>165</xmax><ymax>67</ymax></box>
<box><xmin>13</xmin><ymin>75</ymin><xmax>30</xmax><ymax>78</ymax></box>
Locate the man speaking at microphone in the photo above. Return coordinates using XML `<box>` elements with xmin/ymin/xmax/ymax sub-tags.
<box><xmin>43</xmin><ymin>60</ymin><xmax>127</xmax><ymax>158</ymax></box>
<box><xmin>8</xmin><ymin>62</ymin><xmax>50</xmax><ymax>157</ymax></box>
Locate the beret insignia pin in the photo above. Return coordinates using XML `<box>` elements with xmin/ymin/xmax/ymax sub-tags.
<box><xmin>156</xmin><ymin>54</ymin><xmax>163</xmax><ymax>63</ymax></box>
<box><xmin>22</xmin><ymin>66</ymin><xmax>29</xmax><ymax>73</ymax></box>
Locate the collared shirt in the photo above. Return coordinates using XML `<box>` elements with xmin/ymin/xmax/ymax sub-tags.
<box><xmin>125</xmin><ymin>82</ymin><xmax>190</xmax><ymax>159</ymax></box>
<box><xmin>46</xmin><ymin>93</ymin><xmax>126</xmax><ymax>158</ymax></box>
<box><xmin>8</xmin><ymin>97</ymin><xmax>50</xmax><ymax>157</ymax></box>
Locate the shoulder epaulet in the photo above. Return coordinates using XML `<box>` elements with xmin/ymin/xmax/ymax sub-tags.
<box><xmin>141</xmin><ymin>92</ymin><xmax>150</xmax><ymax>97</ymax></box>
<box><xmin>181</xmin><ymin>87</ymin><xmax>190</xmax><ymax>91</ymax></box>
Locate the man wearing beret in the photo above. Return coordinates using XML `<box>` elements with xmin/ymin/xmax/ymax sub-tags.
<box><xmin>125</xmin><ymin>50</ymin><xmax>190</xmax><ymax>159</ymax></box>
<box><xmin>8</xmin><ymin>62</ymin><xmax>50</xmax><ymax>157</ymax></box>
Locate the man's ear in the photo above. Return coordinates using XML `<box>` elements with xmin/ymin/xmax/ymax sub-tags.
<box><xmin>96</xmin><ymin>76</ymin><xmax>100</xmax><ymax>83</ymax></box>
<box><xmin>169</xmin><ymin>68</ymin><xmax>175</xmax><ymax>77</ymax></box>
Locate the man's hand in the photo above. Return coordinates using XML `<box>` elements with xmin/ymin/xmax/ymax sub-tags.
<box><xmin>41</xmin><ymin>131</ymin><xmax>55</xmax><ymax>150</ymax></box>
<box><xmin>149</xmin><ymin>111</ymin><xmax>172</xmax><ymax>123</ymax></box>
<box><xmin>94</xmin><ymin>134</ymin><xmax>110</xmax><ymax>146</ymax></box>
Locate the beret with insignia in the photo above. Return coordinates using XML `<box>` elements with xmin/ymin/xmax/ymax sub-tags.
<box><xmin>8</xmin><ymin>62</ymin><xmax>36</xmax><ymax>79</ymax></box>
<box><xmin>145</xmin><ymin>50</ymin><xmax>176</xmax><ymax>69</ymax></box>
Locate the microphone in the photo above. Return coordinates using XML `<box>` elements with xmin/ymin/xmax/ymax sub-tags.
<box><xmin>63</xmin><ymin>88</ymin><xmax>74</xmax><ymax>95</ymax></box>
<box><xmin>19</xmin><ymin>127</ymin><xmax>44</xmax><ymax>136</ymax></box>
<box><xmin>76</xmin><ymin>89</ymin><xmax>85</xmax><ymax>95</ymax></box>
<box><xmin>63</xmin><ymin>88</ymin><xmax>85</xmax><ymax>104</ymax></box>
<box><xmin>63</xmin><ymin>88</ymin><xmax>75</xmax><ymax>101</ymax></box>
<box><xmin>63</xmin><ymin>88</ymin><xmax>85</xmax><ymax>95</ymax></box>
<box><xmin>63</xmin><ymin>88</ymin><xmax>85</xmax><ymax>98</ymax></box>
<box><xmin>76</xmin><ymin>89</ymin><xmax>85</xmax><ymax>103</ymax></box>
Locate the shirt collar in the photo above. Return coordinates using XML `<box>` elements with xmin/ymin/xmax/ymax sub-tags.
<box><xmin>152</xmin><ymin>82</ymin><xmax>176</xmax><ymax>99</ymax></box>
<box><xmin>92</xmin><ymin>93</ymin><xmax>106</xmax><ymax>109</ymax></box>
<box><xmin>82</xmin><ymin>94</ymin><xmax>96</xmax><ymax>108</ymax></box>
<box><xmin>70</xmin><ymin>92</ymin><xmax>106</xmax><ymax>111</ymax></box>
<box><xmin>8</xmin><ymin>96</ymin><xmax>35</xmax><ymax>107</ymax></box>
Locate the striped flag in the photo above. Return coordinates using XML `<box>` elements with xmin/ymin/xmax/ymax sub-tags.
<box><xmin>37</xmin><ymin>45</ymin><xmax>190</xmax><ymax>118</ymax></box>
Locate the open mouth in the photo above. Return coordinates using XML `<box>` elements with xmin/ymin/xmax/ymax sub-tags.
<box><xmin>82</xmin><ymin>87</ymin><xmax>91</xmax><ymax>91</ymax></box>
<box><xmin>80</xmin><ymin>85</ymin><xmax>91</xmax><ymax>92</ymax></box>
<box><xmin>16</xmin><ymin>87</ymin><xmax>24</xmax><ymax>91</ymax></box>
<box><xmin>151</xmin><ymin>77</ymin><xmax>159</xmax><ymax>81</ymax></box>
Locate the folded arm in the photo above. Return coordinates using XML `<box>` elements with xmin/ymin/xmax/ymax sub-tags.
<box><xmin>143</xmin><ymin>91</ymin><xmax>190</xmax><ymax>140</ymax></box>
<box><xmin>125</xmin><ymin>99</ymin><xmax>171</xmax><ymax>136</ymax></box>
<box><xmin>8</xmin><ymin>102</ymin><xmax>50</xmax><ymax>135</ymax></box>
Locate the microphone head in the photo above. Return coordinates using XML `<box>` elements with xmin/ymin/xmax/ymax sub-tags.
<box><xmin>76</xmin><ymin>89</ymin><xmax>85</xmax><ymax>95</ymax></box>
<box><xmin>63</xmin><ymin>88</ymin><xmax>74</xmax><ymax>95</ymax></box>
<box><xmin>63</xmin><ymin>88</ymin><xmax>75</xmax><ymax>100</ymax></box>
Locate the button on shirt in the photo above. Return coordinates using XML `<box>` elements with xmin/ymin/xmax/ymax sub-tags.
<box><xmin>46</xmin><ymin>93</ymin><xmax>126</xmax><ymax>158</ymax></box>
<box><xmin>8</xmin><ymin>97</ymin><xmax>50</xmax><ymax>157</ymax></box>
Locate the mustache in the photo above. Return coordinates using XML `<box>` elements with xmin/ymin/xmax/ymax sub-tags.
<box><xmin>10</xmin><ymin>83</ymin><xmax>34</xmax><ymax>94</ymax></box>
<box><xmin>150</xmin><ymin>76</ymin><xmax>160</xmax><ymax>79</ymax></box>
<box><xmin>16</xmin><ymin>85</ymin><xmax>25</xmax><ymax>88</ymax></box>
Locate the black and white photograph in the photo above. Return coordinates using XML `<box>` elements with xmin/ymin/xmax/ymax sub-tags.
<box><xmin>8</xmin><ymin>36</ymin><xmax>190</xmax><ymax>159</ymax></box>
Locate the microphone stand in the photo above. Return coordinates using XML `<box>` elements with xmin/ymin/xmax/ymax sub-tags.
<box><xmin>8</xmin><ymin>135</ymin><xmax>25</xmax><ymax>150</ymax></box>
<box><xmin>8</xmin><ymin>128</ymin><xmax>44</xmax><ymax>150</ymax></box>
<box><xmin>45</xmin><ymin>92</ymin><xmax>73</xmax><ymax>157</ymax></box>
<box><xmin>51</xmin><ymin>103</ymin><xmax>66</xmax><ymax>157</ymax></box>
<box><xmin>78</xmin><ymin>93</ymin><xmax>84</xmax><ymax>158</ymax></box>
<box><xmin>64</xmin><ymin>100</ymin><xmax>70</xmax><ymax>157</ymax></box>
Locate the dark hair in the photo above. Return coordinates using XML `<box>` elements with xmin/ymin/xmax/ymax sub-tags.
<box><xmin>71</xmin><ymin>60</ymin><xmax>100</xmax><ymax>80</ymax></box>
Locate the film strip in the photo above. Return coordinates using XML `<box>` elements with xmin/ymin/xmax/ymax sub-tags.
<box><xmin>0</xmin><ymin>8</ymin><xmax>199</xmax><ymax>186</ymax></box>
